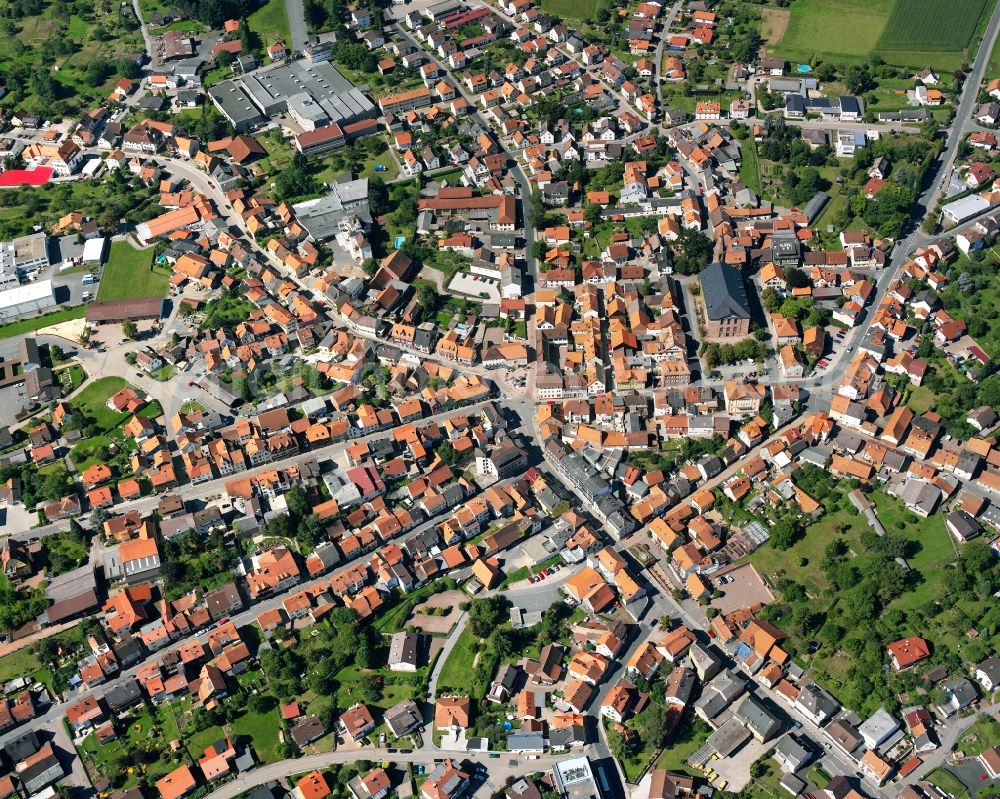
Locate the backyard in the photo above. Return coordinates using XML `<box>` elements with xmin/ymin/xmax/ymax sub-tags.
<box><xmin>96</xmin><ymin>242</ymin><xmax>170</xmax><ymax>302</ymax></box>
<box><xmin>435</xmin><ymin>627</ymin><xmax>480</xmax><ymax>698</ymax></box>
<box><xmin>0</xmin><ymin>173</ymin><xmax>158</xmax><ymax>242</ymax></box>
<box><xmin>74</xmin><ymin>377</ymin><xmax>129</xmax><ymax>428</ymax></box>
<box><xmin>747</xmin><ymin>481</ymin><xmax>985</xmax><ymax>716</ymax></box>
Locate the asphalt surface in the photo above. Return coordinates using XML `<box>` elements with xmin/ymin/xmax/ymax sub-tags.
<box><xmin>284</xmin><ymin>0</ymin><xmax>309</xmax><ymax>52</ymax></box>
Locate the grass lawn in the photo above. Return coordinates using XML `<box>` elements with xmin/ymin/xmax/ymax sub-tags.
<box><xmin>768</xmin><ymin>0</ymin><xmax>892</xmax><ymax>63</ymax></box>
<box><xmin>149</xmin><ymin>365</ymin><xmax>174</xmax><ymax>382</ymax></box>
<box><xmin>653</xmin><ymin>716</ymin><xmax>712</xmax><ymax>777</ymax></box>
<box><xmin>871</xmin><ymin>491</ymin><xmax>958</xmax><ymax>616</ymax></box>
<box><xmin>540</xmin><ymin>0</ymin><xmax>604</xmax><ymax>21</ymax></box>
<box><xmin>0</xmin><ymin>3</ymin><xmax>143</xmax><ymax>116</ymax></box>
<box><xmin>40</xmin><ymin>530</ymin><xmax>89</xmax><ymax>575</ymax></box>
<box><xmin>957</xmin><ymin>716</ymin><xmax>1000</xmax><ymax>757</ymax></box>
<box><xmin>247</xmin><ymin>0</ymin><xmax>291</xmax><ymax>49</ymax></box>
<box><xmin>230</xmin><ymin>704</ymin><xmax>282</xmax><ymax>763</ymax></box>
<box><xmin>739</xmin><ymin>138</ymin><xmax>763</xmax><ymax>195</ymax></box>
<box><xmin>939</xmin><ymin>251</ymin><xmax>1000</xmax><ymax>358</ymax></box>
<box><xmin>989</xmin><ymin>24</ymin><xmax>1000</xmax><ymax>75</ymax></box>
<box><xmin>70</xmin><ymin>434</ymin><xmax>114</xmax><ymax>470</ymax></box>
<box><xmin>928</xmin><ymin>768</ymin><xmax>971</xmax><ymax>799</ymax></box>
<box><xmin>433</xmin><ymin>167</ymin><xmax>465</xmax><ymax>187</ymax></box>
<box><xmin>314</xmin><ymin>138</ymin><xmax>400</xmax><ymax>183</ymax></box>
<box><xmin>360</xmin><ymin>149</ymin><xmax>399</xmax><ymax>181</ymax></box>
<box><xmin>259</xmin><ymin>133</ymin><xmax>295</xmax><ymax>176</ymax></box>
<box><xmin>0</xmin><ymin>645</ymin><xmax>51</xmax><ymax>689</ymax></box>
<box><xmin>74</xmin><ymin>376</ymin><xmax>129</xmax><ymax>430</ymax></box>
<box><xmin>0</xmin><ymin>306</ymin><xmax>86</xmax><ymax>340</ymax></box>
<box><xmin>742</xmin><ymin>760</ymin><xmax>786</xmax><ymax>799</ymax></box>
<box><xmin>80</xmin><ymin>704</ymin><xmax>185</xmax><ymax>788</ymax></box>
<box><xmin>97</xmin><ymin>242</ymin><xmax>169</xmax><ymax>302</ymax></box>
<box><xmin>333</xmin><ymin>663</ymin><xmax>424</xmax><ymax>720</ymax></box>
<box><xmin>750</xmin><ymin>501</ymin><xmax>858</xmax><ymax>597</ymax></box>
<box><xmin>751</xmin><ymin>486</ymin><xmax>963</xmax><ymax>713</ymax></box>
<box><xmin>436</xmin><ymin>627</ymin><xmax>480</xmax><ymax>696</ymax></box>
<box><xmin>809</xmin><ymin>766</ymin><xmax>831</xmax><ymax>789</ymax></box>
<box><xmin>374</xmin><ymin>581</ymin><xmax>451</xmax><ymax>634</ymax></box>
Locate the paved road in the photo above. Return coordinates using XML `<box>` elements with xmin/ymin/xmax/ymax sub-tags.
<box><xmin>130</xmin><ymin>0</ymin><xmax>155</xmax><ymax>63</ymax></box>
<box><xmin>284</xmin><ymin>0</ymin><xmax>309</xmax><ymax>52</ymax></box>
<box><xmin>8</xmin><ymin>396</ymin><xmax>502</xmax><ymax>541</ymax></box>
<box><xmin>653</xmin><ymin>1</ymin><xmax>684</xmax><ymax>108</ymax></box>
<box><xmin>190</xmin><ymin>748</ymin><xmax>562</xmax><ymax>799</ymax></box>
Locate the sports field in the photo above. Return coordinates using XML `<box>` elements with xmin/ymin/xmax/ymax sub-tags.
<box><xmin>770</xmin><ymin>0</ymin><xmax>991</xmax><ymax>69</ymax></box>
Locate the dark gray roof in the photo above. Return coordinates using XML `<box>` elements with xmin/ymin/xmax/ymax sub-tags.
<box><xmin>699</xmin><ymin>262</ymin><xmax>752</xmax><ymax>321</ymax></box>
<box><xmin>104</xmin><ymin>679</ymin><xmax>142</xmax><ymax>711</ymax></box>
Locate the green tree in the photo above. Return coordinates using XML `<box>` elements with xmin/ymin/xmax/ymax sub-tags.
<box><xmin>468</xmin><ymin>596</ymin><xmax>509</xmax><ymax>638</ymax></box>
<box><xmin>770</xmin><ymin>517</ymin><xmax>803</xmax><ymax>550</ymax></box>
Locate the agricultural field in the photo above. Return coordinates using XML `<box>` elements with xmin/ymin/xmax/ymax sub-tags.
<box><xmin>770</xmin><ymin>0</ymin><xmax>990</xmax><ymax>69</ymax></box>
<box><xmin>875</xmin><ymin>0</ymin><xmax>989</xmax><ymax>60</ymax></box>
<box><xmin>767</xmin><ymin>0</ymin><xmax>893</xmax><ymax>63</ymax></box>
<box><xmin>540</xmin><ymin>0</ymin><xmax>605</xmax><ymax>22</ymax></box>
<box><xmin>96</xmin><ymin>242</ymin><xmax>170</xmax><ymax>302</ymax></box>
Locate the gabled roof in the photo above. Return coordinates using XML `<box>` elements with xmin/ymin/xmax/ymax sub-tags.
<box><xmin>699</xmin><ymin>262</ymin><xmax>751</xmax><ymax>320</ymax></box>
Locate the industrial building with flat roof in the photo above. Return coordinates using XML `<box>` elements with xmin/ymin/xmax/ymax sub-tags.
<box><xmin>0</xmin><ymin>280</ymin><xmax>56</xmax><ymax>319</ymax></box>
<box><xmin>291</xmin><ymin>175</ymin><xmax>370</xmax><ymax>241</ymax></box>
<box><xmin>209</xmin><ymin>60</ymin><xmax>376</xmax><ymax>132</ymax></box>
<box><xmin>0</xmin><ymin>233</ymin><xmax>50</xmax><ymax>290</ymax></box>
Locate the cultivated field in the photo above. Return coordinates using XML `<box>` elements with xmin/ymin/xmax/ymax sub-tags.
<box><xmin>770</xmin><ymin>0</ymin><xmax>990</xmax><ymax>69</ymax></box>
<box><xmin>768</xmin><ymin>0</ymin><xmax>893</xmax><ymax>63</ymax></box>
<box><xmin>541</xmin><ymin>0</ymin><xmax>604</xmax><ymax>22</ymax></box>
<box><xmin>760</xmin><ymin>7</ymin><xmax>790</xmax><ymax>44</ymax></box>
<box><xmin>876</xmin><ymin>0</ymin><xmax>988</xmax><ymax>53</ymax></box>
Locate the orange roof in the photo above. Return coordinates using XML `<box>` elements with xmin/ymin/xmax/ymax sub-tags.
<box><xmin>156</xmin><ymin>766</ymin><xmax>196</xmax><ymax>799</ymax></box>
<box><xmin>119</xmin><ymin>538</ymin><xmax>159</xmax><ymax>562</ymax></box>
<box><xmin>295</xmin><ymin>772</ymin><xmax>330</xmax><ymax>799</ymax></box>
<box><xmin>886</xmin><ymin>636</ymin><xmax>930</xmax><ymax>668</ymax></box>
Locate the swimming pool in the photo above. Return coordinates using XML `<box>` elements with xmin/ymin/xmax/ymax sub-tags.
<box><xmin>797</xmin><ymin>64</ymin><xmax>811</xmax><ymax>73</ymax></box>
<box><xmin>394</xmin><ymin>235</ymin><xmax>406</xmax><ymax>249</ymax></box>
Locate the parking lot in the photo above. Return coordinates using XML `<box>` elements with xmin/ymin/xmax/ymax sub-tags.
<box><xmin>710</xmin><ymin>563</ymin><xmax>775</xmax><ymax>615</ymax></box>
